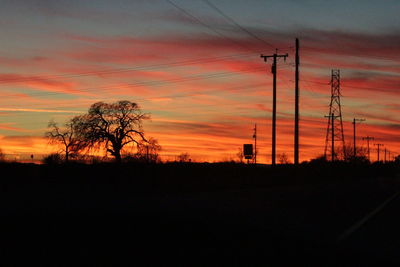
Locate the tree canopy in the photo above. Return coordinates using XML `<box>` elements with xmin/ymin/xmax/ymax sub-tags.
<box><xmin>74</xmin><ymin>100</ymin><xmax>150</xmax><ymax>162</ymax></box>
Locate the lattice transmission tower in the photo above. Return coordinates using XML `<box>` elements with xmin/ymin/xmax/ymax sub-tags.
<box><xmin>324</xmin><ymin>69</ymin><xmax>345</xmax><ymax>161</ymax></box>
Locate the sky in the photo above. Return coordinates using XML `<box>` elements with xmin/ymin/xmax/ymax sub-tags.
<box><xmin>0</xmin><ymin>0</ymin><xmax>399</xmax><ymax>163</ymax></box>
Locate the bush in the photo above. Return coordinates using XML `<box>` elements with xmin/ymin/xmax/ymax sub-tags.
<box><xmin>42</xmin><ymin>153</ymin><xmax>63</xmax><ymax>164</ymax></box>
<box><xmin>0</xmin><ymin>148</ymin><xmax>5</xmax><ymax>162</ymax></box>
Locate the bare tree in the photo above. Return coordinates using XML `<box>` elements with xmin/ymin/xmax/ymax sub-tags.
<box><xmin>0</xmin><ymin>148</ymin><xmax>5</xmax><ymax>162</ymax></box>
<box><xmin>177</xmin><ymin>152</ymin><xmax>190</xmax><ymax>162</ymax></box>
<box><xmin>340</xmin><ymin>143</ymin><xmax>368</xmax><ymax>162</ymax></box>
<box><xmin>136</xmin><ymin>137</ymin><xmax>162</xmax><ymax>162</ymax></box>
<box><xmin>46</xmin><ymin>117</ymin><xmax>86</xmax><ymax>162</ymax></box>
<box><xmin>236</xmin><ymin>147</ymin><xmax>244</xmax><ymax>163</ymax></box>
<box><xmin>75</xmin><ymin>101</ymin><xmax>149</xmax><ymax>163</ymax></box>
<box><xmin>278</xmin><ymin>153</ymin><xmax>291</xmax><ymax>164</ymax></box>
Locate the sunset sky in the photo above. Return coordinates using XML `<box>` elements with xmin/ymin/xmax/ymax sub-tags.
<box><xmin>0</xmin><ymin>0</ymin><xmax>399</xmax><ymax>163</ymax></box>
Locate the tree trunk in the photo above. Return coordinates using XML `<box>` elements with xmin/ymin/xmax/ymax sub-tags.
<box><xmin>114</xmin><ymin>149</ymin><xmax>122</xmax><ymax>163</ymax></box>
<box><xmin>65</xmin><ymin>149</ymin><xmax>69</xmax><ymax>163</ymax></box>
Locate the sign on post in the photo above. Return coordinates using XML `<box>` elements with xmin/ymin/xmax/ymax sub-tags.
<box><xmin>243</xmin><ymin>144</ymin><xmax>253</xmax><ymax>159</ymax></box>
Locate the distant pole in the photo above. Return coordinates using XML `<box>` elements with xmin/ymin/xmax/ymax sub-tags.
<box><xmin>374</xmin><ymin>143</ymin><xmax>384</xmax><ymax>162</ymax></box>
<box><xmin>352</xmin><ymin>118</ymin><xmax>365</xmax><ymax>158</ymax></box>
<box><xmin>384</xmin><ymin>148</ymin><xmax>387</xmax><ymax>163</ymax></box>
<box><xmin>253</xmin><ymin>124</ymin><xmax>257</xmax><ymax>164</ymax></box>
<box><xmin>261</xmin><ymin>50</ymin><xmax>288</xmax><ymax>166</ymax></box>
<box><xmin>294</xmin><ymin>38</ymin><xmax>300</xmax><ymax>165</ymax></box>
<box><xmin>362</xmin><ymin>136</ymin><xmax>374</xmax><ymax>161</ymax></box>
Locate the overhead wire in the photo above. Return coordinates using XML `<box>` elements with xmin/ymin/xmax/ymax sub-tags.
<box><xmin>165</xmin><ymin>0</ymin><xmax>262</xmax><ymax>54</ymax></box>
<box><xmin>0</xmin><ymin>81</ymin><xmax>268</xmax><ymax>110</ymax></box>
<box><xmin>200</xmin><ymin>0</ymin><xmax>275</xmax><ymax>49</ymax></box>
<box><xmin>0</xmin><ymin>52</ymin><xmax>257</xmax><ymax>85</ymax></box>
<box><xmin>0</xmin><ymin>66</ymin><xmax>265</xmax><ymax>100</ymax></box>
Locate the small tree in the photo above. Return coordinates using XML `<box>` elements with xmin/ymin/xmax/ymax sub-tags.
<box><xmin>74</xmin><ymin>101</ymin><xmax>150</xmax><ymax>163</ymax></box>
<box><xmin>0</xmin><ymin>148</ymin><xmax>5</xmax><ymax>162</ymax></box>
<box><xmin>42</xmin><ymin>153</ymin><xmax>63</xmax><ymax>164</ymax></box>
<box><xmin>236</xmin><ymin>147</ymin><xmax>244</xmax><ymax>163</ymax></box>
<box><xmin>177</xmin><ymin>152</ymin><xmax>190</xmax><ymax>162</ymax></box>
<box><xmin>341</xmin><ymin>143</ymin><xmax>368</xmax><ymax>162</ymax></box>
<box><xmin>278</xmin><ymin>153</ymin><xmax>291</xmax><ymax>164</ymax></box>
<box><xmin>136</xmin><ymin>137</ymin><xmax>162</xmax><ymax>163</ymax></box>
<box><xmin>46</xmin><ymin>118</ymin><xmax>86</xmax><ymax>162</ymax></box>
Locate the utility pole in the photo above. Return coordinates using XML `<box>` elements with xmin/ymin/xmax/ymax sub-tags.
<box><xmin>253</xmin><ymin>124</ymin><xmax>257</xmax><ymax>164</ymax></box>
<box><xmin>261</xmin><ymin>50</ymin><xmax>288</xmax><ymax>166</ymax></box>
<box><xmin>374</xmin><ymin>143</ymin><xmax>384</xmax><ymax>162</ymax></box>
<box><xmin>384</xmin><ymin>148</ymin><xmax>387</xmax><ymax>163</ymax></box>
<box><xmin>324</xmin><ymin>70</ymin><xmax>345</xmax><ymax>161</ymax></box>
<box><xmin>352</xmin><ymin>118</ymin><xmax>365</xmax><ymax>158</ymax></box>
<box><xmin>294</xmin><ymin>38</ymin><xmax>300</xmax><ymax>165</ymax></box>
<box><xmin>362</xmin><ymin>136</ymin><xmax>374</xmax><ymax>162</ymax></box>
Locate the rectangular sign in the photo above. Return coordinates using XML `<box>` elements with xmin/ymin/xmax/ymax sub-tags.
<box><xmin>243</xmin><ymin>144</ymin><xmax>253</xmax><ymax>159</ymax></box>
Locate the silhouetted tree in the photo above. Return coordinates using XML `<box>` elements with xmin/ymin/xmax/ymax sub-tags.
<box><xmin>46</xmin><ymin>118</ymin><xmax>86</xmax><ymax>162</ymax></box>
<box><xmin>340</xmin><ymin>144</ymin><xmax>368</xmax><ymax>162</ymax></box>
<box><xmin>177</xmin><ymin>152</ymin><xmax>190</xmax><ymax>162</ymax></box>
<box><xmin>0</xmin><ymin>148</ymin><xmax>5</xmax><ymax>162</ymax></box>
<box><xmin>309</xmin><ymin>155</ymin><xmax>328</xmax><ymax>164</ymax></box>
<box><xmin>278</xmin><ymin>153</ymin><xmax>291</xmax><ymax>164</ymax></box>
<box><xmin>42</xmin><ymin>153</ymin><xmax>63</xmax><ymax>164</ymax></box>
<box><xmin>136</xmin><ymin>137</ymin><xmax>162</xmax><ymax>163</ymax></box>
<box><xmin>236</xmin><ymin>147</ymin><xmax>244</xmax><ymax>163</ymax></box>
<box><xmin>75</xmin><ymin>101</ymin><xmax>149</xmax><ymax>163</ymax></box>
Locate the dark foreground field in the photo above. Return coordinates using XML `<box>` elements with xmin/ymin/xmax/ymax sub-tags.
<box><xmin>1</xmin><ymin>162</ymin><xmax>400</xmax><ymax>266</ymax></box>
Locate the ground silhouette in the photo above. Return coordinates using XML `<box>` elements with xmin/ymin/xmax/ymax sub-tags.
<box><xmin>0</xmin><ymin>161</ymin><xmax>399</xmax><ymax>266</ymax></box>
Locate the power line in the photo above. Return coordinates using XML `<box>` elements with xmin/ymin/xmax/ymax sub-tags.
<box><xmin>1</xmin><ymin>81</ymin><xmax>268</xmax><ymax>110</ymax></box>
<box><xmin>0</xmin><ymin>52</ymin><xmax>256</xmax><ymax>85</ymax></box>
<box><xmin>301</xmin><ymin>79</ymin><xmax>399</xmax><ymax>92</ymax></box>
<box><xmin>200</xmin><ymin>0</ymin><xmax>275</xmax><ymax>49</ymax></box>
<box><xmin>0</xmin><ymin>67</ymin><xmax>265</xmax><ymax>100</ymax></box>
<box><xmin>165</xmin><ymin>0</ymin><xmax>260</xmax><ymax>53</ymax></box>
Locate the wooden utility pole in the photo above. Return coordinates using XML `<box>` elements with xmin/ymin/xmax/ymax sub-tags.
<box><xmin>253</xmin><ymin>124</ymin><xmax>257</xmax><ymax>164</ymax></box>
<box><xmin>294</xmin><ymin>38</ymin><xmax>300</xmax><ymax>165</ymax></box>
<box><xmin>352</xmin><ymin>118</ymin><xmax>365</xmax><ymax>157</ymax></box>
<box><xmin>261</xmin><ymin>50</ymin><xmax>288</xmax><ymax>166</ymax></box>
<box><xmin>384</xmin><ymin>148</ymin><xmax>387</xmax><ymax>163</ymax></box>
<box><xmin>374</xmin><ymin>143</ymin><xmax>384</xmax><ymax>162</ymax></box>
<box><xmin>362</xmin><ymin>136</ymin><xmax>374</xmax><ymax>161</ymax></box>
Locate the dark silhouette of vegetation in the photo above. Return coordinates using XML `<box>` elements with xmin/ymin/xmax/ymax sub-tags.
<box><xmin>72</xmin><ymin>100</ymin><xmax>150</xmax><ymax>163</ymax></box>
<box><xmin>236</xmin><ymin>147</ymin><xmax>244</xmax><ymax>163</ymax></box>
<box><xmin>46</xmin><ymin>118</ymin><xmax>87</xmax><ymax>162</ymax></box>
<box><xmin>0</xmin><ymin>148</ymin><xmax>5</xmax><ymax>162</ymax></box>
<box><xmin>177</xmin><ymin>152</ymin><xmax>191</xmax><ymax>162</ymax></box>
<box><xmin>42</xmin><ymin>153</ymin><xmax>64</xmax><ymax>164</ymax></box>
<box><xmin>278</xmin><ymin>152</ymin><xmax>291</xmax><ymax>164</ymax></box>
<box><xmin>341</xmin><ymin>143</ymin><xmax>369</xmax><ymax>163</ymax></box>
<box><xmin>136</xmin><ymin>137</ymin><xmax>162</xmax><ymax>163</ymax></box>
